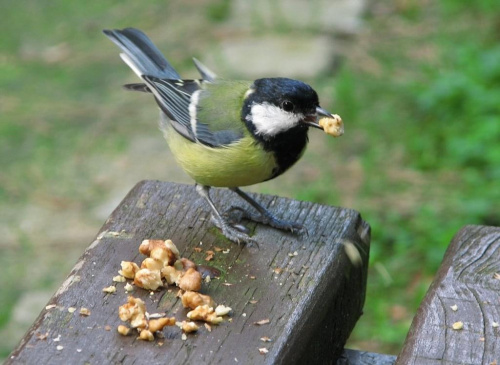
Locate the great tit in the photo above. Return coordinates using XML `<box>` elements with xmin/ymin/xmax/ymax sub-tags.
<box><xmin>103</xmin><ymin>27</ymin><xmax>342</xmax><ymax>244</ymax></box>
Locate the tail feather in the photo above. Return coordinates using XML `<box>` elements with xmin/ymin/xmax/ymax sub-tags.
<box><xmin>103</xmin><ymin>28</ymin><xmax>181</xmax><ymax>80</ymax></box>
<box><xmin>123</xmin><ymin>83</ymin><xmax>151</xmax><ymax>93</ymax></box>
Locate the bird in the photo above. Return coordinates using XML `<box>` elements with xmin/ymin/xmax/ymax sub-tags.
<box><xmin>103</xmin><ymin>27</ymin><xmax>343</xmax><ymax>244</ymax></box>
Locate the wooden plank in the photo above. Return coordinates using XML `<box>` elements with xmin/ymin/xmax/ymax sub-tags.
<box><xmin>337</xmin><ymin>349</ymin><xmax>396</xmax><ymax>365</ymax></box>
<box><xmin>396</xmin><ymin>225</ymin><xmax>500</xmax><ymax>365</ymax></box>
<box><xmin>7</xmin><ymin>181</ymin><xmax>370</xmax><ymax>365</ymax></box>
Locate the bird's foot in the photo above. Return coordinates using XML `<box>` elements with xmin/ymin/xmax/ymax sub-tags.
<box><xmin>225</xmin><ymin>206</ymin><xmax>305</xmax><ymax>235</ymax></box>
<box><xmin>210</xmin><ymin>214</ymin><xmax>259</xmax><ymax>247</ymax></box>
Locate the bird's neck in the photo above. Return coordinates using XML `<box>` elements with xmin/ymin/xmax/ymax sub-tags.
<box><xmin>261</xmin><ymin>126</ymin><xmax>309</xmax><ymax>180</ymax></box>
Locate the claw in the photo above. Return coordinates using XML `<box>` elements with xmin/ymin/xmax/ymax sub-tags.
<box><xmin>196</xmin><ymin>184</ymin><xmax>303</xmax><ymax>247</ymax></box>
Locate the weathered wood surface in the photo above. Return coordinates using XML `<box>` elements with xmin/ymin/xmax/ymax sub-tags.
<box><xmin>396</xmin><ymin>225</ymin><xmax>500</xmax><ymax>365</ymax></box>
<box><xmin>337</xmin><ymin>349</ymin><xmax>396</xmax><ymax>364</ymax></box>
<box><xmin>8</xmin><ymin>181</ymin><xmax>370</xmax><ymax>365</ymax></box>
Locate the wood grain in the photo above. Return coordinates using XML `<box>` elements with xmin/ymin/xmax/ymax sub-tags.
<box><xmin>396</xmin><ymin>225</ymin><xmax>500</xmax><ymax>365</ymax></box>
<box><xmin>7</xmin><ymin>181</ymin><xmax>370</xmax><ymax>365</ymax></box>
<box><xmin>337</xmin><ymin>349</ymin><xmax>396</xmax><ymax>365</ymax></box>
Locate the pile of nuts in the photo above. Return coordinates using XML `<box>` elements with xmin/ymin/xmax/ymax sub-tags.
<box><xmin>119</xmin><ymin>239</ymin><xmax>202</xmax><ymax>292</ymax></box>
<box><xmin>116</xmin><ymin>239</ymin><xmax>231</xmax><ymax>341</ymax></box>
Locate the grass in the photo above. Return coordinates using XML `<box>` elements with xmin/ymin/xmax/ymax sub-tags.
<box><xmin>1</xmin><ymin>0</ymin><xmax>500</xmax><ymax>358</ymax></box>
<box><xmin>291</xmin><ymin>0</ymin><xmax>500</xmax><ymax>353</ymax></box>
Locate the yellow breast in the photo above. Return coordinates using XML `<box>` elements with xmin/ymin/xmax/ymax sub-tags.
<box><xmin>163</xmin><ymin>122</ymin><xmax>277</xmax><ymax>187</ymax></box>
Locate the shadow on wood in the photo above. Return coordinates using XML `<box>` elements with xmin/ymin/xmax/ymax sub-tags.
<box><xmin>7</xmin><ymin>181</ymin><xmax>370</xmax><ymax>365</ymax></box>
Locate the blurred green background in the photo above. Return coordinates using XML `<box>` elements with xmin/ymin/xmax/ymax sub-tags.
<box><xmin>1</xmin><ymin>0</ymin><xmax>500</xmax><ymax>359</ymax></box>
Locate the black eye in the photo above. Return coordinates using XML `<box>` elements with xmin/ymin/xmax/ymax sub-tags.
<box><xmin>281</xmin><ymin>100</ymin><xmax>295</xmax><ymax>112</ymax></box>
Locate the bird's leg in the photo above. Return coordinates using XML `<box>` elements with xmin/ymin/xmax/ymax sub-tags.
<box><xmin>229</xmin><ymin>187</ymin><xmax>304</xmax><ymax>233</ymax></box>
<box><xmin>195</xmin><ymin>185</ymin><xmax>255</xmax><ymax>244</ymax></box>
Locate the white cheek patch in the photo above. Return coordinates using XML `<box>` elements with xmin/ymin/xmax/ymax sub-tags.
<box><xmin>247</xmin><ymin>102</ymin><xmax>303</xmax><ymax>137</ymax></box>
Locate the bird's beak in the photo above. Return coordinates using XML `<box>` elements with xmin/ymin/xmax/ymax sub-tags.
<box><xmin>305</xmin><ymin>106</ymin><xmax>344</xmax><ymax>137</ymax></box>
<box><xmin>305</xmin><ymin>107</ymin><xmax>334</xmax><ymax>130</ymax></box>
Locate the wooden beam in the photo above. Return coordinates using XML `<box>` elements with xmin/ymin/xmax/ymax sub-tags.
<box><xmin>397</xmin><ymin>225</ymin><xmax>500</xmax><ymax>364</ymax></box>
<box><xmin>7</xmin><ymin>181</ymin><xmax>370</xmax><ymax>364</ymax></box>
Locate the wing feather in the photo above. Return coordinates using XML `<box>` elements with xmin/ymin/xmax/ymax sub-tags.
<box><xmin>143</xmin><ymin>76</ymin><xmax>251</xmax><ymax>147</ymax></box>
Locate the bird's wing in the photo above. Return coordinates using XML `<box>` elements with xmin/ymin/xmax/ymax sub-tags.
<box><xmin>143</xmin><ymin>76</ymin><xmax>252</xmax><ymax>147</ymax></box>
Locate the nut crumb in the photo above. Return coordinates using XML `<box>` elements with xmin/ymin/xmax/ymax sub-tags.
<box><xmin>36</xmin><ymin>332</ymin><xmax>49</xmax><ymax>341</ymax></box>
<box><xmin>204</xmin><ymin>323</ymin><xmax>212</xmax><ymax>332</ymax></box>
<box><xmin>259</xmin><ymin>348</ymin><xmax>269</xmax><ymax>354</ymax></box>
<box><xmin>492</xmin><ymin>322</ymin><xmax>499</xmax><ymax>328</ymax></box>
<box><xmin>452</xmin><ymin>321</ymin><xmax>464</xmax><ymax>330</ymax></box>
<box><xmin>181</xmin><ymin>333</ymin><xmax>187</xmax><ymax>341</ymax></box>
<box><xmin>215</xmin><ymin>305</ymin><xmax>232</xmax><ymax>317</ymax></box>
<box><xmin>45</xmin><ymin>304</ymin><xmax>57</xmax><ymax>310</ymax></box>
<box><xmin>80</xmin><ymin>308</ymin><xmax>91</xmax><ymax>316</ymax></box>
<box><xmin>450</xmin><ymin>305</ymin><xmax>458</xmax><ymax>311</ymax></box>
<box><xmin>179</xmin><ymin>321</ymin><xmax>199</xmax><ymax>333</ymax></box>
<box><xmin>68</xmin><ymin>307</ymin><xmax>76</xmax><ymax>313</ymax></box>
<box><xmin>205</xmin><ymin>250</ymin><xmax>215</xmax><ymax>261</ymax></box>
<box><xmin>56</xmin><ymin>345</ymin><xmax>64</xmax><ymax>351</ymax></box>
<box><xmin>113</xmin><ymin>275</ymin><xmax>126</xmax><ymax>283</ymax></box>
<box><xmin>103</xmin><ymin>285</ymin><xmax>116</xmax><ymax>294</ymax></box>
<box><xmin>260</xmin><ymin>337</ymin><xmax>272</xmax><ymax>342</ymax></box>
<box><xmin>124</xmin><ymin>282</ymin><xmax>134</xmax><ymax>292</ymax></box>
<box><xmin>139</xmin><ymin>329</ymin><xmax>154</xmax><ymax>341</ymax></box>
<box><xmin>254</xmin><ymin>319</ymin><xmax>270</xmax><ymax>326</ymax></box>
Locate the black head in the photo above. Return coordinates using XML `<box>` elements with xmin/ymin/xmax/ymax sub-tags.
<box><xmin>242</xmin><ymin>78</ymin><xmax>320</xmax><ymax>139</ymax></box>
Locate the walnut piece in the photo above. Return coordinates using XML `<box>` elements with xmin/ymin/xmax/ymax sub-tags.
<box><xmin>161</xmin><ymin>265</ymin><xmax>182</xmax><ymax>285</ymax></box>
<box><xmin>141</xmin><ymin>257</ymin><xmax>164</xmax><ymax>271</ymax></box>
<box><xmin>119</xmin><ymin>261</ymin><xmax>140</xmax><ymax>279</ymax></box>
<box><xmin>139</xmin><ymin>329</ymin><xmax>154</xmax><ymax>341</ymax></box>
<box><xmin>187</xmin><ymin>305</ymin><xmax>223</xmax><ymax>325</ymax></box>
<box><xmin>134</xmin><ymin>268</ymin><xmax>163</xmax><ymax>290</ymax></box>
<box><xmin>181</xmin><ymin>291</ymin><xmax>215</xmax><ymax>309</ymax></box>
<box><xmin>319</xmin><ymin>114</ymin><xmax>344</xmax><ymax>137</ymax></box>
<box><xmin>119</xmin><ymin>296</ymin><xmax>147</xmax><ymax>329</ymax></box>
<box><xmin>117</xmin><ymin>325</ymin><xmax>130</xmax><ymax>336</ymax></box>
<box><xmin>179</xmin><ymin>321</ymin><xmax>199</xmax><ymax>333</ymax></box>
<box><xmin>180</xmin><ymin>257</ymin><xmax>197</xmax><ymax>271</ymax></box>
<box><xmin>149</xmin><ymin>317</ymin><xmax>176</xmax><ymax>332</ymax></box>
<box><xmin>140</xmin><ymin>239</ymin><xmax>179</xmax><ymax>266</ymax></box>
<box><xmin>178</xmin><ymin>268</ymin><xmax>202</xmax><ymax>292</ymax></box>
